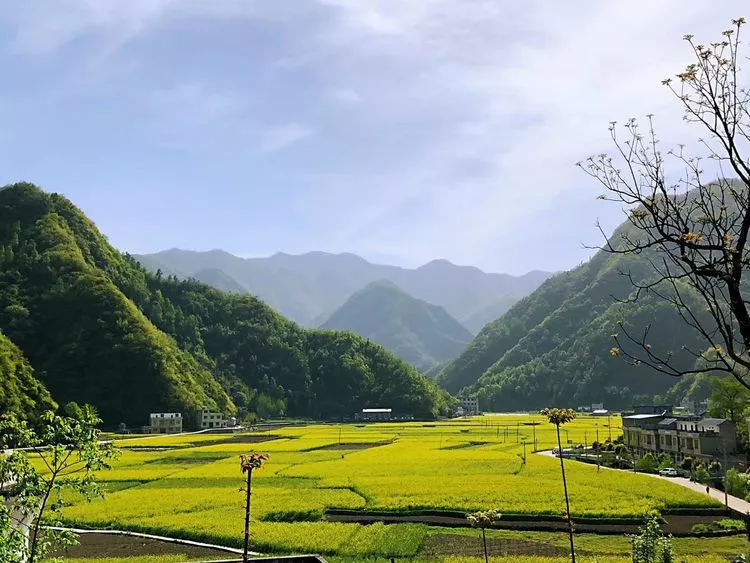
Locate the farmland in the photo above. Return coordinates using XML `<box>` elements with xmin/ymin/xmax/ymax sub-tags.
<box><xmin>58</xmin><ymin>414</ymin><xmax>736</xmax><ymax>561</ymax></box>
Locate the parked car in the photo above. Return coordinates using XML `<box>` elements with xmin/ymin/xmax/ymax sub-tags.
<box><xmin>659</xmin><ymin>467</ymin><xmax>679</xmax><ymax>477</ymax></box>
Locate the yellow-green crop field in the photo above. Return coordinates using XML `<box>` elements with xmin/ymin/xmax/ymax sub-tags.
<box><xmin>58</xmin><ymin>414</ymin><xmax>741</xmax><ymax>561</ymax></box>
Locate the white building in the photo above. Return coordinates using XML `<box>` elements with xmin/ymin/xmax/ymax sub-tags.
<box><xmin>459</xmin><ymin>398</ymin><xmax>480</xmax><ymax>415</ymax></box>
<box><xmin>197</xmin><ymin>407</ymin><xmax>225</xmax><ymax>429</ymax></box>
<box><xmin>149</xmin><ymin>412</ymin><xmax>183</xmax><ymax>434</ymax></box>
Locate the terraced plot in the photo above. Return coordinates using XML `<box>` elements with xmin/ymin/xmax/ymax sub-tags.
<box><xmin>59</xmin><ymin>415</ymin><xmax>728</xmax><ymax>560</ymax></box>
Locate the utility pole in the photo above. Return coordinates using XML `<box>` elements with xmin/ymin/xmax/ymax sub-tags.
<box><xmin>516</xmin><ymin>423</ymin><xmax>519</xmax><ymax>443</ymax></box>
<box><xmin>608</xmin><ymin>413</ymin><xmax>612</xmax><ymax>442</ymax></box>
<box><xmin>522</xmin><ymin>439</ymin><xmax>527</xmax><ymax>464</ymax></box>
<box><xmin>723</xmin><ymin>439</ymin><xmax>729</xmax><ymax>509</ymax></box>
<box><xmin>338</xmin><ymin>425</ymin><xmax>342</xmax><ymax>446</ymax></box>
<box><xmin>533</xmin><ymin>424</ymin><xmax>537</xmax><ymax>451</ymax></box>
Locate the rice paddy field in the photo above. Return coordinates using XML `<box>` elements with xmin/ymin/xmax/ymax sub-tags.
<box><xmin>57</xmin><ymin>414</ymin><xmax>746</xmax><ymax>561</ymax></box>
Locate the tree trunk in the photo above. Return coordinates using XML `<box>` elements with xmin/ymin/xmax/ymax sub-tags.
<box><xmin>243</xmin><ymin>468</ymin><xmax>253</xmax><ymax>563</ymax></box>
<box><xmin>556</xmin><ymin>424</ymin><xmax>576</xmax><ymax>563</ymax></box>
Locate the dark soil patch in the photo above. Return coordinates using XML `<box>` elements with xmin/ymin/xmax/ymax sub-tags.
<box><xmin>326</xmin><ymin>511</ymin><xmax>738</xmax><ymax>537</ymax></box>
<box><xmin>310</xmin><ymin>441</ymin><xmax>390</xmax><ymax>451</ymax></box>
<box><xmin>421</xmin><ymin>534</ymin><xmax>572</xmax><ymax>557</ymax></box>
<box><xmin>227</xmin><ymin>434</ymin><xmax>283</xmax><ymax>444</ymax></box>
<box><xmin>54</xmin><ymin>532</ymin><xmax>235</xmax><ymax>559</ymax></box>
<box><xmin>662</xmin><ymin>514</ymin><xmax>738</xmax><ymax>536</ymax></box>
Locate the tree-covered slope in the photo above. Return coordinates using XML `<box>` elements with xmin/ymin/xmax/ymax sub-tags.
<box><xmin>0</xmin><ymin>331</ymin><xmax>56</xmax><ymax>418</ymax></box>
<box><xmin>437</xmin><ymin>220</ymin><xmax>709</xmax><ymax>410</ymax></box>
<box><xmin>319</xmin><ymin>280</ymin><xmax>473</xmax><ymax>371</ymax></box>
<box><xmin>0</xmin><ymin>183</ymin><xmax>452</xmax><ymax>423</ymax></box>
<box><xmin>0</xmin><ymin>184</ymin><xmax>234</xmax><ymax>425</ymax></box>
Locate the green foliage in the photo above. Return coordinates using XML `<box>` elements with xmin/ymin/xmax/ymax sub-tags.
<box><xmin>694</xmin><ymin>464</ymin><xmax>711</xmax><ymax>484</ymax></box>
<box><xmin>631</xmin><ymin>512</ymin><xmax>674</xmax><ymax>563</ymax></box>
<box><xmin>0</xmin><ymin>331</ymin><xmax>56</xmax><ymax>419</ymax></box>
<box><xmin>320</xmin><ymin>280</ymin><xmax>473</xmax><ymax>371</ymax></box>
<box><xmin>0</xmin><ymin>183</ymin><xmax>451</xmax><ymax>425</ymax></box>
<box><xmin>636</xmin><ymin>453</ymin><xmax>659</xmax><ymax>473</ymax></box>
<box><xmin>0</xmin><ymin>407</ymin><xmax>117</xmax><ymax>563</ymax></box>
<box><xmin>437</xmin><ymin>215</ymin><xmax>712</xmax><ymax>409</ymax></box>
<box><xmin>725</xmin><ymin>468</ymin><xmax>750</xmax><ymax>497</ymax></box>
<box><xmin>709</xmin><ymin>376</ymin><xmax>750</xmax><ymax>425</ymax></box>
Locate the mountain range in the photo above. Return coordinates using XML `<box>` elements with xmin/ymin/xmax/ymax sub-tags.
<box><xmin>135</xmin><ymin>249</ymin><xmax>552</xmax><ymax>333</ymax></box>
<box><xmin>320</xmin><ymin>280</ymin><xmax>473</xmax><ymax>371</ymax></box>
<box><xmin>0</xmin><ymin>183</ymin><xmax>453</xmax><ymax>425</ymax></box>
<box><xmin>437</xmin><ymin>216</ymin><xmax>710</xmax><ymax>411</ymax></box>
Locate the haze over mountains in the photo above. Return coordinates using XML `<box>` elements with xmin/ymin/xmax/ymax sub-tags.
<box><xmin>320</xmin><ymin>280</ymin><xmax>474</xmax><ymax>372</ymax></box>
<box><xmin>135</xmin><ymin>249</ymin><xmax>553</xmax><ymax>333</ymax></box>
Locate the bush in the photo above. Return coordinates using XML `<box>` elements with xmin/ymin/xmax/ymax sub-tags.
<box><xmin>691</xmin><ymin>523</ymin><xmax>712</xmax><ymax>534</ymax></box>
<box><xmin>716</xmin><ymin>519</ymin><xmax>745</xmax><ymax>531</ymax></box>
<box><xmin>694</xmin><ymin>464</ymin><xmax>711</xmax><ymax>484</ymax></box>
<box><xmin>725</xmin><ymin>468</ymin><xmax>749</xmax><ymax>498</ymax></box>
<box><xmin>680</xmin><ymin>457</ymin><xmax>693</xmax><ymax>471</ymax></box>
<box><xmin>636</xmin><ymin>453</ymin><xmax>659</xmax><ymax>473</ymax></box>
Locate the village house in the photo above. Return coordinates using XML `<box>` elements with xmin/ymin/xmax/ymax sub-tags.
<box><xmin>147</xmin><ymin>412</ymin><xmax>183</xmax><ymax>434</ymax></box>
<box><xmin>621</xmin><ymin>406</ymin><xmax>738</xmax><ymax>465</ymax></box>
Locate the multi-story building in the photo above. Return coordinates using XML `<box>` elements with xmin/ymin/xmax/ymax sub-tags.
<box><xmin>622</xmin><ymin>407</ymin><xmax>736</xmax><ymax>464</ymax></box>
<box><xmin>149</xmin><ymin>413</ymin><xmax>183</xmax><ymax>434</ymax></box>
<box><xmin>459</xmin><ymin>398</ymin><xmax>480</xmax><ymax>415</ymax></box>
<box><xmin>196</xmin><ymin>407</ymin><xmax>225</xmax><ymax>429</ymax></box>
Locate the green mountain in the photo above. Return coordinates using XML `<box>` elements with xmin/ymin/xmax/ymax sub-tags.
<box><xmin>135</xmin><ymin>250</ymin><xmax>552</xmax><ymax>331</ymax></box>
<box><xmin>191</xmin><ymin>268</ymin><xmax>247</xmax><ymax>294</ymax></box>
<box><xmin>320</xmin><ymin>280</ymin><xmax>473</xmax><ymax>371</ymax></box>
<box><xmin>461</xmin><ymin>295</ymin><xmax>520</xmax><ymax>335</ymax></box>
<box><xmin>0</xmin><ymin>331</ymin><xmax>56</xmax><ymax>418</ymax></box>
<box><xmin>0</xmin><ymin>183</ymin><xmax>453</xmax><ymax>425</ymax></box>
<box><xmin>437</xmin><ymin>220</ymin><xmax>709</xmax><ymax>411</ymax></box>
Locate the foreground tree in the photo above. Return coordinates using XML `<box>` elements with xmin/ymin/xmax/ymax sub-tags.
<box><xmin>631</xmin><ymin>512</ymin><xmax>674</xmax><ymax>563</ymax></box>
<box><xmin>466</xmin><ymin>509</ymin><xmax>501</xmax><ymax>563</ymax></box>
<box><xmin>580</xmin><ymin>18</ymin><xmax>750</xmax><ymax>389</ymax></box>
<box><xmin>542</xmin><ymin>407</ymin><xmax>577</xmax><ymax>563</ymax></box>
<box><xmin>0</xmin><ymin>406</ymin><xmax>117</xmax><ymax>563</ymax></box>
<box><xmin>240</xmin><ymin>452</ymin><xmax>269</xmax><ymax>563</ymax></box>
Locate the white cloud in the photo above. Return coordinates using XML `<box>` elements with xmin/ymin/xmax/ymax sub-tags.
<box><xmin>1</xmin><ymin>1</ymin><xmax>747</xmax><ymax>272</ymax></box>
<box><xmin>259</xmin><ymin>123</ymin><xmax>313</xmax><ymax>152</ymax></box>
<box><xmin>295</xmin><ymin>0</ymin><xmax>747</xmax><ymax>271</ymax></box>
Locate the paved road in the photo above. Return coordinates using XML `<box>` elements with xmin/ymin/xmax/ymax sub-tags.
<box><xmin>536</xmin><ymin>450</ymin><xmax>750</xmax><ymax>514</ymax></box>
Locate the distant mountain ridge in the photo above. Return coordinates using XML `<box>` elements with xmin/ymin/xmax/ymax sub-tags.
<box><xmin>135</xmin><ymin>249</ymin><xmax>553</xmax><ymax>332</ymax></box>
<box><xmin>320</xmin><ymin>280</ymin><xmax>473</xmax><ymax>371</ymax></box>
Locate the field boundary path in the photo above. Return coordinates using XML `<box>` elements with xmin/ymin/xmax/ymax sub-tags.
<box><xmin>535</xmin><ymin>449</ymin><xmax>750</xmax><ymax>515</ymax></box>
<box><xmin>44</xmin><ymin>525</ymin><xmax>256</xmax><ymax>556</ymax></box>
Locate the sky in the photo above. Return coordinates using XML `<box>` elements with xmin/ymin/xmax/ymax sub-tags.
<box><xmin>0</xmin><ymin>1</ymin><xmax>746</xmax><ymax>275</ymax></box>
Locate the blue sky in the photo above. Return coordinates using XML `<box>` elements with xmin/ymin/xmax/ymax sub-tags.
<box><xmin>0</xmin><ymin>1</ymin><xmax>745</xmax><ymax>274</ymax></box>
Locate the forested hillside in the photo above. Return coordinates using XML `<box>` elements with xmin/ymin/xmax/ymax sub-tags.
<box><xmin>0</xmin><ymin>183</ymin><xmax>453</xmax><ymax>425</ymax></box>
<box><xmin>0</xmin><ymin>331</ymin><xmax>56</xmax><ymax>418</ymax></box>
<box><xmin>320</xmin><ymin>280</ymin><xmax>473</xmax><ymax>371</ymax></box>
<box><xmin>437</xmin><ymin>219</ymin><xmax>709</xmax><ymax>410</ymax></box>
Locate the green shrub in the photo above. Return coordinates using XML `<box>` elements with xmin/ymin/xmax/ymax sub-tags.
<box><xmin>691</xmin><ymin>523</ymin><xmax>712</xmax><ymax>534</ymax></box>
<box><xmin>716</xmin><ymin>518</ymin><xmax>745</xmax><ymax>531</ymax></box>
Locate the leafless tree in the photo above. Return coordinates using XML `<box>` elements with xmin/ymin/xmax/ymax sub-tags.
<box><xmin>580</xmin><ymin>18</ymin><xmax>750</xmax><ymax>388</ymax></box>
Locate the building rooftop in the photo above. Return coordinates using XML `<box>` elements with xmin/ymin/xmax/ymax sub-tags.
<box><xmin>592</xmin><ymin>409</ymin><xmax>609</xmax><ymax>415</ymax></box>
<box><xmin>362</xmin><ymin>408</ymin><xmax>392</xmax><ymax>413</ymax></box>
<box><xmin>623</xmin><ymin>414</ymin><xmax>664</xmax><ymax>420</ymax></box>
<box><xmin>658</xmin><ymin>418</ymin><xmax>678</xmax><ymax>426</ymax></box>
<box><xmin>699</xmin><ymin>417</ymin><xmax>729</xmax><ymax>425</ymax></box>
